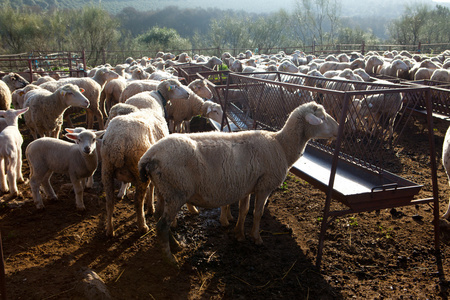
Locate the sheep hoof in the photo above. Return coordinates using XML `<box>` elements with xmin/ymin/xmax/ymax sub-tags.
<box><xmin>186</xmin><ymin>204</ymin><xmax>199</xmax><ymax>215</ymax></box>
<box><xmin>220</xmin><ymin>219</ymin><xmax>230</xmax><ymax>227</ymax></box>
<box><xmin>35</xmin><ymin>204</ymin><xmax>45</xmax><ymax>210</ymax></box>
<box><xmin>139</xmin><ymin>224</ymin><xmax>150</xmax><ymax>234</ymax></box>
<box><xmin>5</xmin><ymin>192</ymin><xmax>20</xmax><ymax>201</ymax></box>
<box><xmin>169</xmin><ymin>232</ymin><xmax>182</xmax><ymax>252</ymax></box>
<box><xmin>76</xmin><ymin>205</ymin><xmax>86</xmax><ymax>212</ymax></box>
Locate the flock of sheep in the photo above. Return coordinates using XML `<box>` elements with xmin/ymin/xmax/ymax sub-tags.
<box><xmin>1</xmin><ymin>48</ymin><xmax>450</xmax><ymax>264</ymax></box>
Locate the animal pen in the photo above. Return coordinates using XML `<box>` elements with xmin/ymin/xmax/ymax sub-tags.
<box><xmin>193</xmin><ymin>70</ymin><xmax>446</xmax><ymax>272</ymax></box>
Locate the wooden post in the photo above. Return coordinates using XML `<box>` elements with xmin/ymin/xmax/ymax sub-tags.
<box><xmin>361</xmin><ymin>41</ymin><xmax>365</xmax><ymax>56</ymax></box>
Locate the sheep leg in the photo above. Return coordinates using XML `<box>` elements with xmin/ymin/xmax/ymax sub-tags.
<box><xmin>41</xmin><ymin>171</ymin><xmax>57</xmax><ymax>201</ymax></box>
<box><xmin>250</xmin><ymin>191</ymin><xmax>271</xmax><ymax>245</ymax></box>
<box><xmin>86</xmin><ymin>109</ymin><xmax>94</xmax><ymax>129</ymax></box>
<box><xmin>0</xmin><ymin>158</ymin><xmax>8</xmax><ymax>194</ymax></box>
<box><xmin>234</xmin><ymin>195</ymin><xmax>251</xmax><ymax>242</ymax></box>
<box><xmin>117</xmin><ymin>182</ymin><xmax>130</xmax><ymax>199</ymax></box>
<box><xmin>71</xmin><ymin>176</ymin><xmax>86</xmax><ymax>211</ymax></box>
<box><xmin>146</xmin><ymin>183</ymin><xmax>155</xmax><ymax>215</ymax></box>
<box><xmin>86</xmin><ymin>175</ymin><xmax>94</xmax><ymax>189</ymax></box>
<box><xmin>134</xmin><ymin>183</ymin><xmax>149</xmax><ymax>234</ymax></box>
<box><xmin>6</xmin><ymin>156</ymin><xmax>19</xmax><ymax>197</ymax></box>
<box><xmin>103</xmin><ymin>164</ymin><xmax>116</xmax><ymax>236</ymax></box>
<box><xmin>219</xmin><ymin>205</ymin><xmax>233</xmax><ymax>227</ymax></box>
<box><xmin>96</xmin><ymin>109</ymin><xmax>105</xmax><ymax>130</ymax></box>
<box><xmin>156</xmin><ymin>196</ymin><xmax>184</xmax><ymax>265</ymax></box>
<box><xmin>30</xmin><ymin>174</ymin><xmax>44</xmax><ymax>209</ymax></box>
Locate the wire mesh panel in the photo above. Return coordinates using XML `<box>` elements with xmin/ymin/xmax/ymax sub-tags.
<box><xmin>223</xmin><ymin>72</ymin><xmax>432</xmax><ymax>208</ymax></box>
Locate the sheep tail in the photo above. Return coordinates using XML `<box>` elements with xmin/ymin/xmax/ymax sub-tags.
<box><xmin>139</xmin><ymin>158</ymin><xmax>158</xmax><ymax>183</ymax></box>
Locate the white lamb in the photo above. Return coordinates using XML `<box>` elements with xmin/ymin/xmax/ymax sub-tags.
<box><xmin>0</xmin><ymin>107</ymin><xmax>29</xmax><ymax>198</ymax></box>
<box><xmin>24</xmin><ymin>84</ymin><xmax>90</xmax><ymax>139</ymax></box>
<box><xmin>138</xmin><ymin>101</ymin><xmax>339</xmax><ymax>264</ymax></box>
<box><xmin>26</xmin><ymin>128</ymin><xmax>105</xmax><ymax>210</ymax></box>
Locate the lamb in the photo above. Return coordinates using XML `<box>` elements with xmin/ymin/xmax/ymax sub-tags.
<box><xmin>23</xmin><ymin>84</ymin><xmax>90</xmax><ymax>139</ymax></box>
<box><xmin>40</xmin><ymin>67</ymin><xmax>119</xmax><ymax>130</ymax></box>
<box><xmin>188</xmin><ymin>79</ymin><xmax>213</xmax><ymax>100</ymax></box>
<box><xmin>26</xmin><ymin>128</ymin><xmax>105</xmax><ymax>210</ymax></box>
<box><xmin>103</xmin><ymin>79</ymin><xmax>190</xmax><ymax>237</ymax></box>
<box><xmin>0</xmin><ymin>107</ymin><xmax>29</xmax><ymax>198</ymax></box>
<box><xmin>138</xmin><ymin>101</ymin><xmax>339</xmax><ymax>264</ymax></box>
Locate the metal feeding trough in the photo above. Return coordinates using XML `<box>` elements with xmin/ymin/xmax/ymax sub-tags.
<box><xmin>216</xmin><ymin>72</ymin><xmax>442</xmax><ymax>271</ymax></box>
<box><xmin>291</xmin><ymin>144</ymin><xmax>423</xmax><ymax>213</ymax></box>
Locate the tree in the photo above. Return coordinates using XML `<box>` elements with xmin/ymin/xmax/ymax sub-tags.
<box><xmin>136</xmin><ymin>26</ymin><xmax>191</xmax><ymax>53</ymax></box>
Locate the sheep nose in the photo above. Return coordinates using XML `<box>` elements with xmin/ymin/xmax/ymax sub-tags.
<box><xmin>84</xmin><ymin>146</ymin><xmax>91</xmax><ymax>154</ymax></box>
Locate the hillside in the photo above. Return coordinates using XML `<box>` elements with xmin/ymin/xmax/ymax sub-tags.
<box><xmin>5</xmin><ymin>0</ymin><xmax>450</xmax><ymax>16</ymax></box>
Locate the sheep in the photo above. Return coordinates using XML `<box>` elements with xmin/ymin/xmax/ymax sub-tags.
<box><xmin>318</xmin><ymin>59</ymin><xmax>365</xmax><ymax>74</ymax></box>
<box><xmin>101</xmin><ymin>67</ymin><xmax>149</xmax><ymax>116</ymax></box>
<box><xmin>103</xmin><ymin>79</ymin><xmax>190</xmax><ymax>237</ymax></box>
<box><xmin>0</xmin><ymin>107</ymin><xmax>29</xmax><ymax>198</ymax></box>
<box><xmin>40</xmin><ymin>67</ymin><xmax>119</xmax><ymax>130</ymax></box>
<box><xmin>2</xmin><ymin>73</ymin><xmax>29</xmax><ymax>93</ymax></box>
<box><xmin>347</xmin><ymin>90</ymin><xmax>403</xmax><ymax>144</ymax></box>
<box><xmin>378</xmin><ymin>59</ymin><xmax>409</xmax><ymax>77</ymax></box>
<box><xmin>187</xmin><ymin>79</ymin><xmax>213</xmax><ymax>100</ymax></box>
<box><xmin>11</xmin><ymin>84</ymin><xmax>41</xmax><ymax>109</ymax></box>
<box><xmin>26</xmin><ymin>128</ymin><xmax>105</xmax><ymax>210</ymax></box>
<box><xmin>118</xmin><ymin>79</ymin><xmax>163</xmax><ymax>103</ymax></box>
<box><xmin>23</xmin><ymin>84</ymin><xmax>90</xmax><ymax>139</ymax></box>
<box><xmin>430</xmin><ymin>69</ymin><xmax>450</xmax><ymax>83</ymax></box>
<box><xmin>138</xmin><ymin>101</ymin><xmax>339</xmax><ymax>264</ymax></box>
<box><xmin>414</xmin><ymin>67</ymin><xmax>436</xmax><ymax>80</ymax></box>
<box><xmin>442</xmin><ymin>125</ymin><xmax>450</xmax><ymax>219</ymax></box>
<box><xmin>364</xmin><ymin>55</ymin><xmax>384</xmax><ymax>74</ymax></box>
<box><xmin>32</xmin><ymin>76</ymin><xmax>56</xmax><ymax>86</ymax></box>
<box><xmin>166</xmin><ymin>92</ymin><xmax>224</xmax><ymax>133</ymax></box>
<box><xmin>0</xmin><ymin>80</ymin><xmax>11</xmax><ymax>110</ymax></box>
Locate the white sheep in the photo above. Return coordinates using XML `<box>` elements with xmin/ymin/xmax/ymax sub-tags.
<box><xmin>0</xmin><ymin>80</ymin><xmax>11</xmax><ymax>110</ymax></box>
<box><xmin>0</xmin><ymin>107</ymin><xmax>29</xmax><ymax>198</ymax></box>
<box><xmin>348</xmin><ymin>90</ymin><xmax>403</xmax><ymax>144</ymax></box>
<box><xmin>11</xmin><ymin>84</ymin><xmax>41</xmax><ymax>109</ymax></box>
<box><xmin>40</xmin><ymin>67</ymin><xmax>119</xmax><ymax>130</ymax></box>
<box><xmin>138</xmin><ymin>101</ymin><xmax>339</xmax><ymax>264</ymax></box>
<box><xmin>166</xmin><ymin>93</ymin><xmax>224</xmax><ymax>134</ymax></box>
<box><xmin>364</xmin><ymin>55</ymin><xmax>384</xmax><ymax>74</ymax></box>
<box><xmin>24</xmin><ymin>83</ymin><xmax>90</xmax><ymax>139</ymax></box>
<box><xmin>2</xmin><ymin>73</ymin><xmax>29</xmax><ymax>93</ymax></box>
<box><xmin>430</xmin><ymin>69</ymin><xmax>450</xmax><ymax>82</ymax></box>
<box><xmin>378</xmin><ymin>59</ymin><xmax>409</xmax><ymax>77</ymax></box>
<box><xmin>103</xmin><ymin>79</ymin><xmax>191</xmax><ymax>237</ymax></box>
<box><xmin>118</xmin><ymin>79</ymin><xmax>162</xmax><ymax>103</ymax></box>
<box><xmin>26</xmin><ymin>128</ymin><xmax>105</xmax><ymax>210</ymax></box>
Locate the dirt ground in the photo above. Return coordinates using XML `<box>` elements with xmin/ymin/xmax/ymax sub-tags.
<box><xmin>2</xmin><ymin>113</ymin><xmax>450</xmax><ymax>300</ymax></box>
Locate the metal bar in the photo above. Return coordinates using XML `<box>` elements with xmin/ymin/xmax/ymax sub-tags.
<box><xmin>316</xmin><ymin>92</ymin><xmax>351</xmax><ymax>268</ymax></box>
<box><xmin>0</xmin><ymin>231</ymin><xmax>6</xmax><ymax>300</ymax></box>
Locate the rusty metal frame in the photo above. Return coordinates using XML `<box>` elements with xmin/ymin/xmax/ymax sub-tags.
<box><xmin>221</xmin><ymin>72</ymin><xmax>442</xmax><ymax>272</ymax></box>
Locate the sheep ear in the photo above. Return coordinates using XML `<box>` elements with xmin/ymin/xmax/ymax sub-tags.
<box><xmin>206</xmin><ymin>106</ymin><xmax>212</xmax><ymax>114</ymax></box>
<box><xmin>95</xmin><ymin>130</ymin><xmax>106</xmax><ymax>139</ymax></box>
<box><xmin>15</xmin><ymin>107</ymin><xmax>29</xmax><ymax>116</ymax></box>
<box><xmin>65</xmin><ymin>128</ymin><xmax>76</xmax><ymax>133</ymax></box>
<box><xmin>65</xmin><ymin>133</ymin><xmax>79</xmax><ymax>141</ymax></box>
<box><xmin>305</xmin><ymin>113</ymin><xmax>323</xmax><ymax>125</ymax></box>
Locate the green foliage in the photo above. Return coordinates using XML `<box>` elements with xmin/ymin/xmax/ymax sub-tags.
<box><xmin>136</xmin><ymin>26</ymin><xmax>191</xmax><ymax>52</ymax></box>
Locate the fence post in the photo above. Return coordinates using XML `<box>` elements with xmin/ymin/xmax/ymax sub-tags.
<box><xmin>28</xmin><ymin>59</ymin><xmax>33</xmax><ymax>83</ymax></box>
<box><xmin>418</xmin><ymin>42</ymin><xmax>422</xmax><ymax>54</ymax></box>
<box><xmin>82</xmin><ymin>50</ymin><xmax>87</xmax><ymax>77</ymax></box>
<box><xmin>312</xmin><ymin>40</ymin><xmax>316</xmax><ymax>56</ymax></box>
<box><xmin>361</xmin><ymin>41</ymin><xmax>365</xmax><ymax>56</ymax></box>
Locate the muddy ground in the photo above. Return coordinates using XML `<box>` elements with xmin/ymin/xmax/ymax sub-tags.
<box><xmin>2</xmin><ymin>113</ymin><xmax>450</xmax><ymax>299</ymax></box>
